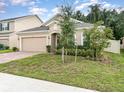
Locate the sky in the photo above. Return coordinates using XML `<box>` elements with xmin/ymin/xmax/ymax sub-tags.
<box><xmin>0</xmin><ymin>0</ymin><xmax>124</xmax><ymax>22</ymax></box>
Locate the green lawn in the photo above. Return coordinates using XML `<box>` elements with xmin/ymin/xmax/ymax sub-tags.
<box><xmin>0</xmin><ymin>51</ymin><xmax>124</xmax><ymax>91</ymax></box>
<box><xmin>0</xmin><ymin>50</ymin><xmax>13</xmax><ymax>54</ymax></box>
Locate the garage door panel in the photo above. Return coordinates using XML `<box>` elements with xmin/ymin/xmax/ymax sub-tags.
<box><xmin>22</xmin><ymin>37</ymin><xmax>47</xmax><ymax>52</ymax></box>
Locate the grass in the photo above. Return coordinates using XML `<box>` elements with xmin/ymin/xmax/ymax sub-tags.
<box><xmin>0</xmin><ymin>51</ymin><xmax>124</xmax><ymax>91</ymax></box>
<box><xmin>0</xmin><ymin>49</ymin><xmax>13</xmax><ymax>54</ymax></box>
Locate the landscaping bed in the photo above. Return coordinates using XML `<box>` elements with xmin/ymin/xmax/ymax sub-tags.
<box><xmin>0</xmin><ymin>51</ymin><xmax>124</xmax><ymax>91</ymax></box>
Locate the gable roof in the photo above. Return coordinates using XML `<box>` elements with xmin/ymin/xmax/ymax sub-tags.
<box><xmin>43</xmin><ymin>14</ymin><xmax>60</xmax><ymax>25</ymax></box>
<box><xmin>43</xmin><ymin>14</ymin><xmax>93</xmax><ymax>28</ymax></box>
<box><xmin>0</xmin><ymin>15</ymin><xmax>43</xmax><ymax>23</ymax></box>
<box><xmin>19</xmin><ymin>26</ymin><xmax>49</xmax><ymax>32</ymax></box>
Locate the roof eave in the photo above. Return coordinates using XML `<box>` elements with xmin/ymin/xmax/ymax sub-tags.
<box><xmin>16</xmin><ymin>30</ymin><xmax>49</xmax><ymax>35</ymax></box>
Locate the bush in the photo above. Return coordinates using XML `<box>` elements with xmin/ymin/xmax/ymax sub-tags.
<box><xmin>4</xmin><ymin>46</ymin><xmax>9</xmax><ymax>50</ymax></box>
<box><xmin>56</xmin><ymin>48</ymin><xmax>93</xmax><ymax>57</ymax></box>
<box><xmin>46</xmin><ymin>45</ymin><xmax>51</xmax><ymax>53</ymax></box>
<box><xmin>12</xmin><ymin>47</ymin><xmax>19</xmax><ymax>52</ymax></box>
<box><xmin>77</xmin><ymin>45</ymin><xmax>85</xmax><ymax>49</ymax></box>
<box><xmin>0</xmin><ymin>44</ymin><xmax>4</xmax><ymax>50</ymax></box>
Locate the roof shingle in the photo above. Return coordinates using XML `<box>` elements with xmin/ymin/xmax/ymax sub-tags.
<box><xmin>20</xmin><ymin>26</ymin><xmax>49</xmax><ymax>32</ymax></box>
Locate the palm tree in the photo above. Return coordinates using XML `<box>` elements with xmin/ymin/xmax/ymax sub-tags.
<box><xmin>87</xmin><ymin>4</ymin><xmax>101</xmax><ymax>23</ymax></box>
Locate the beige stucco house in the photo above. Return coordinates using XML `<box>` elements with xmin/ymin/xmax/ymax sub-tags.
<box><xmin>0</xmin><ymin>14</ymin><xmax>94</xmax><ymax>52</ymax></box>
<box><xmin>0</xmin><ymin>15</ymin><xmax>43</xmax><ymax>50</ymax></box>
<box><xmin>0</xmin><ymin>14</ymin><xmax>120</xmax><ymax>53</ymax></box>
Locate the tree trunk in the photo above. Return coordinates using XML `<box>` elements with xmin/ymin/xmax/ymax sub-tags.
<box><xmin>94</xmin><ymin>48</ymin><xmax>97</xmax><ymax>60</ymax></box>
<box><xmin>75</xmin><ymin>45</ymin><xmax>78</xmax><ymax>63</ymax></box>
<box><xmin>65</xmin><ymin>48</ymin><xmax>68</xmax><ymax>63</ymax></box>
<box><xmin>62</xmin><ymin>47</ymin><xmax>65</xmax><ymax>63</ymax></box>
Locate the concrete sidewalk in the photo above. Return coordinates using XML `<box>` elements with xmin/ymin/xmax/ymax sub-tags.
<box><xmin>0</xmin><ymin>73</ymin><xmax>97</xmax><ymax>92</ymax></box>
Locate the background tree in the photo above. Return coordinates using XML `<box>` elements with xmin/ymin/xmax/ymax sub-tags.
<box><xmin>86</xmin><ymin>4</ymin><xmax>101</xmax><ymax>23</ymax></box>
<box><xmin>72</xmin><ymin>4</ymin><xmax>124</xmax><ymax>40</ymax></box>
<box><xmin>72</xmin><ymin>10</ymin><xmax>87</xmax><ymax>22</ymax></box>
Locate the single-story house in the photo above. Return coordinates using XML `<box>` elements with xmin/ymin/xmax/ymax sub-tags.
<box><xmin>0</xmin><ymin>14</ymin><xmax>120</xmax><ymax>53</ymax></box>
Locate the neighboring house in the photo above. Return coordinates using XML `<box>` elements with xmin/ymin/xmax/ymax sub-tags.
<box><xmin>0</xmin><ymin>14</ymin><xmax>120</xmax><ymax>53</ymax></box>
<box><xmin>0</xmin><ymin>15</ymin><xmax>43</xmax><ymax>50</ymax></box>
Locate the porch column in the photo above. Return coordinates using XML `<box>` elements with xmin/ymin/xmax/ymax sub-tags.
<box><xmin>55</xmin><ymin>34</ymin><xmax>57</xmax><ymax>47</ymax></box>
<box><xmin>49</xmin><ymin>35</ymin><xmax>51</xmax><ymax>46</ymax></box>
<box><xmin>19</xmin><ymin>36</ymin><xmax>22</xmax><ymax>51</ymax></box>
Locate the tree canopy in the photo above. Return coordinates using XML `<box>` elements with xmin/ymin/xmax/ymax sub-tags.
<box><xmin>58</xmin><ymin>4</ymin><xmax>75</xmax><ymax>48</ymax></box>
<box><xmin>72</xmin><ymin>4</ymin><xmax>124</xmax><ymax>40</ymax></box>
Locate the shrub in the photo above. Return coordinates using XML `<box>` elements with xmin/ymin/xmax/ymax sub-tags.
<box><xmin>0</xmin><ymin>44</ymin><xmax>4</xmax><ymax>50</ymax></box>
<box><xmin>4</xmin><ymin>46</ymin><xmax>9</xmax><ymax>50</ymax></box>
<box><xmin>46</xmin><ymin>45</ymin><xmax>51</xmax><ymax>53</ymax></box>
<box><xmin>56</xmin><ymin>48</ymin><xmax>93</xmax><ymax>57</ymax></box>
<box><xmin>77</xmin><ymin>45</ymin><xmax>85</xmax><ymax>49</ymax></box>
<box><xmin>12</xmin><ymin>47</ymin><xmax>19</xmax><ymax>52</ymax></box>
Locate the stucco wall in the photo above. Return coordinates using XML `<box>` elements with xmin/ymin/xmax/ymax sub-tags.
<box><xmin>9</xmin><ymin>21</ymin><xmax>15</xmax><ymax>31</ymax></box>
<box><xmin>14</xmin><ymin>16</ymin><xmax>42</xmax><ymax>32</ymax></box>
<box><xmin>75</xmin><ymin>31</ymin><xmax>83</xmax><ymax>45</ymax></box>
<box><xmin>9</xmin><ymin>33</ymin><xmax>19</xmax><ymax>49</ymax></box>
<box><xmin>48</xmin><ymin>22</ymin><xmax>61</xmax><ymax>33</ymax></box>
<box><xmin>104</xmin><ymin>40</ymin><xmax>120</xmax><ymax>54</ymax></box>
<box><xmin>0</xmin><ymin>39</ymin><xmax>9</xmax><ymax>46</ymax></box>
<box><xmin>0</xmin><ymin>36</ymin><xmax>9</xmax><ymax>46</ymax></box>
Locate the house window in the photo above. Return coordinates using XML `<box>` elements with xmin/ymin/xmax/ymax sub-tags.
<box><xmin>2</xmin><ymin>22</ymin><xmax>9</xmax><ymax>31</ymax></box>
<box><xmin>0</xmin><ymin>22</ymin><xmax>9</xmax><ymax>31</ymax></box>
<box><xmin>0</xmin><ymin>23</ymin><xmax>2</xmax><ymax>31</ymax></box>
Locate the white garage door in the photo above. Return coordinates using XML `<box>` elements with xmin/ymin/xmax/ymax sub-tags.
<box><xmin>0</xmin><ymin>39</ymin><xmax>9</xmax><ymax>46</ymax></box>
<box><xmin>22</xmin><ymin>37</ymin><xmax>47</xmax><ymax>52</ymax></box>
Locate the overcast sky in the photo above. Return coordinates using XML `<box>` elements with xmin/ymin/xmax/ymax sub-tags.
<box><xmin>0</xmin><ymin>0</ymin><xmax>124</xmax><ymax>22</ymax></box>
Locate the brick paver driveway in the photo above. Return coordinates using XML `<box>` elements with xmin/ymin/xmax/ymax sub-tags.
<box><xmin>0</xmin><ymin>52</ymin><xmax>39</xmax><ymax>64</ymax></box>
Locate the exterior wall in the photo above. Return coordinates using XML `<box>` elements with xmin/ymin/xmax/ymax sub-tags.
<box><xmin>48</xmin><ymin>22</ymin><xmax>61</xmax><ymax>33</ymax></box>
<box><xmin>9</xmin><ymin>21</ymin><xmax>15</xmax><ymax>31</ymax></box>
<box><xmin>0</xmin><ymin>39</ymin><xmax>9</xmax><ymax>46</ymax></box>
<box><xmin>14</xmin><ymin>16</ymin><xmax>42</xmax><ymax>32</ymax></box>
<box><xmin>48</xmin><ymin>22</ymin><xmax>85</xmax><ymax>46</ymax></box>
<box><xmin>104</xmin><ymin>40</ymin><xmax>120</xmax><ymax>54</ymax></box>
<box><xmin>0</xmin><ymin>35</ymin><xmax>9</xmax><ymax>46</ymax></box>
<box><xmin>75</xmin><ymin>31</ymin><xmax>83</xmax><ymax>45</ymax></box>
<box><xmin>18</xmin><ymin>32</ymin><xmax>49</xmax><ymax>51</ymax></box>
<box><xmin>9</xmin><ymin>33</ymin><xmax>19</xmax><ymax>49</ymax></box>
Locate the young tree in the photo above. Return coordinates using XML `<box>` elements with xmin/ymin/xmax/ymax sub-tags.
<box><xmin>59</xmin><ymin>3</ymin><xmax>75</xmax><ymax>63</ymax></box>
<box><xmin>83</xmin><ymin>21</ymin><xmax>113</xmax><ymax>60</ymax></box>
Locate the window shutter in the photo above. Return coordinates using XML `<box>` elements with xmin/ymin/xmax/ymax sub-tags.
<box><xmin>0</xmin><ymin>23</ymin><xmax>2</xmax><ymax>31</ymax></box>
<box><xmin>7</xmin><ymin>22</ymin><xmax>9</xmax><ymax>30</ymax></box>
